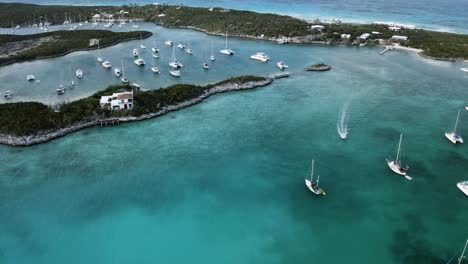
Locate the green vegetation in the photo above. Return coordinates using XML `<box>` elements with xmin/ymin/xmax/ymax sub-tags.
<box><xmin>0</xmin><ymin>76</ymin><xmax>267</xmax><ymax>136</ymax></box>
<box><xmin>0</xmin><ymin>30</ymin><xmax>152</xmax><ymax>66</ymax></box>
<box><xmin>403</xmin><ymin>29</ymin><xmax>468</xmax><ymax>59</ymax></box>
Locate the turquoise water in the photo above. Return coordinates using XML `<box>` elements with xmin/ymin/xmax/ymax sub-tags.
<box><xmin>2</xmin><ymin>0</ymin><xmax>468</xmax><ymax>33</ymax></box>
<box><xmin>1</xmin><ymin>22</ymin><xmax>468</xmax><ymax>263</ymax></box>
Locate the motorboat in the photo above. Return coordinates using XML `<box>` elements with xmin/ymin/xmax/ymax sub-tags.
<box><xmin>457</xmin><ymin>181</ymin><xmax>468</xmax><ymax>196</ymax></box>
<box><xmin>4</xmin><ymin>90</ymin><xmax>13</xmax><ymax>100</ymax></box>
<box><xmin>170</xmin><ymin>70</ymin><xmax>181</xmax><ymax>77</ymax></box>
<box><xmin>203</xmin><ymin>63</ymin><xmax>210</xmax><ymax>70</ymax></box>
<box><xmin>132</xmin><ymin>48</ymin><xmax>139</xmax><ymax>57</ymax></box>
<box><xmin>277</xmin><ymin>61</ymin><xmax>289</xmax><ymax>70</ymax></box>
<box><xmin>68</xmin><ymin>81</ymin><xmax>75</xmax><ymax>88</ymax></box>
<box><xmin>132</xmin><ymin>25</ymin><xmax>140</xmax><ymax>29</ymax></box>
<box><xmin>152</xmin><ymin>47</ymin><xmax>159</xmax><ymax>53</ymax></box>
<box><xmin>461</xmin><ymin>68</ymin><xmax>468</xmax><ymax>73</ymax></box>
<box><xmin>445</xmin><ymin>109</ymin><xmax>464</xmax><ymax>144</ymax></box>
<box><xmin>186</xmin><ymin>48</ymin><xmax>193</xmax><ymax>54</ymax></box>
<box><xmin>134</xmin><ymin>58</ymin><xmax>146</xmax><ymax>66</ymax></box>
<box><xmin>164</xmin><ymin>40</ymin><xmax>173</xmax><ymax>46</ymax></box>
<box><xmin>114</xmin><ymin>68</ymin><xmax>122</xmax><ymax>77</ymax></box>
<box><xmin>177</xmin><ymin>42</ymin><xmax>186</xmax><ymax>49</ymax></box>
<box><xmin>56</xmin><ymin>85</ymin><xmax>65</xmax><ymax>95</ymax></box>
<box><xmin>152</xmin><ymin>53</ymin><xmax>159</xmax><ymax>58</ymax></box>
<box><xmin>250</xmin><ymin>52</ymin><xmax>270</xmax><ymax>62</ymax></box>
<box><xmin>75</xmin><ymin>69</ymin><xmax>83</xmax><ymax>78</ymax></box>
<box><xmin>27</xmin><ymin>75</ymin><xmax>35</xmax><ymax>81</ymax></box>
<box><xmin>102</xmin><ymin>61</ymin><xmax>112</xmax><ymax>68</ymax></box>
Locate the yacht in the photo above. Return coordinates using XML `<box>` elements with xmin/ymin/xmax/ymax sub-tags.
<box><xmin>220</xmin><ymin>32</ymin><xmax>235</xmax><ymax>55</ymax></box>
<box><xmin>445</xmin><ymin>109</ymin><xmax>464</xmax><ymax>144</ymax></box>
<box><xmin>27</xmin><ymin>75</ymin><xmax>35</xmax><ymax>81</ymax></box>
<box><xmin>120</xmin><ymin>60</ymin><xmax>129</xmax><ymax>84</ymax></box>
<box><xmin>164</xmin><ymin>40</ymin><xmax>173</xmax><ymax>46</ymax></box>
<box><xmin>387</xmin><ymin>134</ymin><xmax>412</xmax><ymax>180</ymax></box>
<box><xmin>75</xmin><ymin>69</ymin><xmax>83</xmax><ymax>78</ymax></box>
<box><xmin>133</xmin><ymin>48</ymin><xmax>139</xmax><ymax>57</ymax></box>
<box><xmin>4</xmin><ymin>90</ymin><xmax>13</xmax><ymax>100</ymax></box>
<box><xmin>134</xmin><ymin>58</ymin><xmax>146</xmax><ymax>66</ymax></box>
<box><xmin>203</xmin><ymin>63</ymin><xmax>210</xmax><ymax>70</ymax></box>
<box><xmin>177</xmin><ymin>42</ymin><xmax>186</xmax><ymax>49</ymax></box>
<box><xmin>461</xmin><ymin>68</ymin><xmax>468</xmax><ymax>73</ymax></box>
<box><xmin>304</xmin><ymin>160</ymin><xmax>326</xmax><ymax>196</ymax></box>
<box><xmin>114</xmin><ymin>68</ymin><xmax>121</xmax><ymax>77</ymax></box>
<box><xmin>277</xmin><ymin>61</ymin><xmax>289</xmax><ymax>70</ymax></box>
<box><xmin>151</xmin><ymin>56</ymin><xmax>159</xmax><ymax>73</ymax></box>
<box><xmin>457</xmin><ymin>181</ymin><xmax>468</xmax><ymax>196</ymax></box>
<box><xmin>56</xmin><ymin>85</ymin><xmax>65</xmax><ymax>95</ymax></box>
<box><xmin>102</xmin><ymin>61</ymin><xmax>112</xmax><ymax>68</ymax></box>
<box><xmin>97</xmin><ymin>41</ymin><xmax>103</xmax><ymax>62</ymax></box>
<box><xmin>250</xmin><ymin>52</ymin><xmax>270</xmax><ymax>62</ymax></box>
<box><xmin>186</xmin><ymin>48</ymin><xmax>193</xmax><ymax>54</ymax></box>
<box><xmin>170</xmin><ymin>70</ymin><xmax>181</xmax><ymax>77</ymax></box>
<box><xmin>152</xmin><ymin>47</ymin><xmax>159</xmax><ymax>53</ymax></box>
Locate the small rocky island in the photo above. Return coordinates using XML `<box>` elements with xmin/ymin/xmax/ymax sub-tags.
<box><xmin>305</xmin><ymin>63</ymin><xmax>331</xmax><ymax>71</ymax></box>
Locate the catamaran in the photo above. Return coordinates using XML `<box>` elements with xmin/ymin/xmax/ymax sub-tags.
<box><xmin>220</xmin><ymin>32</ymin><xmax>235</xmax><ymax>55</ymax></box>
<box><xmin>304</xmin><ymin>160</ymin><xmax>326</xmax><ymax>196</ymax></box>
<box><xmin>445</xmin><ymin>109</ymin><xmax>464</xmax><ymax>144</ymax></box>
<box><xmin>386</xmin><ymin>133</ymin><xmax>412</xmax><ymax>180</ymax></box>
<box><xmin>134</xmin><ymin>57</ymin><xmax>145</xmax><ymax>66</ymax></box>
<box><xmin>68</xmin><ymin>81</ymin><xmax>75</xmax><ymax>88</ymax></box>
<box><xmin>210</xmin><ymin>40</ymin><xmax>215</xmax><ymax>61</ymax></box>
<box><xmin>120</xmin><ymin>60</ymin><xmax>129</xmax><ymax>84</ymax></box>
<box><xmin>169</xmin><ymin>46</ymin><xmax>183</xmax><ymax>68</ymax></box>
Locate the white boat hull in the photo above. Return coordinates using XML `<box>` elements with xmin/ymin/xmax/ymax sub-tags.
<box><xmin>220</xmin><ymin>49</ymin><xmax>234</xmax><ymax>55</ymax></box>
<box><xmin>305</xmin><ymin>178</ymin><xmax>325</xmax><ymax>195</ymax></box>
<box><xmin>170</xmin><ymin>71</ymin><xmax>181</xmax><ymax>77</ymax></box>
<box><xmin>445</xmin><ymin>132</ymin><xmax>463</xmax><ymax>144</ymax></box>
<box><xmin>457</xmin><ymin>181</ymin><xmax>468</xmax><ymax>196</ymax></box>
<box><xmin>151</xmin><ymin>67</ymin><xmax>160</xmax><ymax>73</ymax></box>
<box><xmin>461</xmin><ymin>68</ymin><xmax>468</xmax><ymax>73</ymax></box>
<box><xmin>387</xmin><ymin>160</ymin><xmax>412</xmax><ymax>180</ymax></box>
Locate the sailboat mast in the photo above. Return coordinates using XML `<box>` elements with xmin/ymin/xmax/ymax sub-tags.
<box><xmin>211</xmin><ymin>40</ymin><xmax>214</xmax><ymax>56</ymax></box>
<box><xmin>310</xmin><ymin>160</ymin><xmax>314</xmax><ymax>181</ymax></box>
<box><xmin>121</xmin><ymin>60</ymin><xmax>124</xmax><ymax>77</ymax></box>
<box><xmin>225</xmin><ymin>32</ymin><xmax>228</xmax><ymax>49</ymax></box>
<box><xmin>459</xmin><ymin>239</ymin><xmax>468</xmax><ymax>264</ymax></box>
<box><xmin>396</xmin><ymin>133</ymin><xmax>402</xmax><ymax>164</ymax></box>
<box><xmin>454</xmin><ymin>109</ymin><xmax>460</xmax><ymax>133</ymax></box>
<box><xmin>97</xmin><ymin>41</ymin><xmax>100</xmax><ymax>57</ymax></box>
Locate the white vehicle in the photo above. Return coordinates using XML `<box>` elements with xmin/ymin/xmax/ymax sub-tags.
<box><xmin>210</xmin><ymin>40</ymin><xmax>215</xmax><ymax>61</ymax></box>
<box><xmin>445</xmin><ymin>109</ymin><xmax>464</xmax><ymax>144</ymax></box>
<box><xmin>169</xmin><ymin>46</ymin><xmax>183</xmax><ymax>68</ymax></box>
<box><xmin>203</xmin><ymin>63</ymin><xmax>210</xmax><ymax>70</ymax></box>
<box><xmin>276</xmin><ymin>61</ymin><xmax>289</xmax><ymax>70</ymax></box>
<box><xmin>68</xmin><ymin>81</ymin><xmax>75</xmax><ymax>88</ymax></box>
<box><xmin>220</xmin><ymin>32</ymin><xmax>235</xmax><ymax>55</ymax></box>
<box><xmin>304</xmin><ymin>160</ymin><xmax>326</xmax><ymax>196</ymax></box>
<box><xmin>75</xmin><ymin>69</ymin><xmax>83</xmax><ymax>78</ymax></box>
<box><xmin>132</xmin><ymin>48</ymin><xmax>139</xmax><ymax>57</ymax></box>
<box><xmin>151</xmin><ymin>57</ymin><xmax>159</xmax><ymax>73</ymax></box>
<box><xmin>56</xmin><ymin>85</ymin><xmax>65</xmax><ymax>95</ymax></box>
<box><xmin>186</xmin><ymin>48</ymin><xmax>193</xmax><ymax>54</ymax></box>
<box><xmin>250</xmin><ymin>52</ymin><xmax>270</xmax><ymax>62</ymax></box>
<box><xmin>164</xmin><ymin>40</ymin><xmax>173</xmax><ymax>46</ymax></box>
<box><xmin>386</xmin><ymin>134</ymin><xmax>412</xmax><ymax>180</ymax></box>
<box><xmin>102</xmin><ymin>61</ymin><xmax>112</xmax><ymax>68</ymax></box>
<box><xmin>177</xmin><ymin>42</ymin><xmax>186</xmax><ymax>49</ymax></box>
<box><xmin>120</xmin><ymin>60</ymin><xmax>129</xmax><ymax>83</ymax></box>
<box><xmin>97</xmin><ymin>41</ymin><xmax>103</xmax><ymax>62</ymax></box>
<box><xmin>460</xmin><ymin>68</ymin><xmax>468</xmax><ymax>73</ymax></box>
<box><xmin>27</xmin><ymin>75</ymin><xmax>35</xmax><ymax>81</ymax></box>
<box><xmin>132</xmin><ymin>25</ymin><xmax>140</xmax><ymax>29</ymax></box>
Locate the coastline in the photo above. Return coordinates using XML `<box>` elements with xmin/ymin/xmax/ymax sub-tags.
<box><xmin>0</xmin><ymin>78</ymin><xmax>273</xmax><ymax>147</ymax></box>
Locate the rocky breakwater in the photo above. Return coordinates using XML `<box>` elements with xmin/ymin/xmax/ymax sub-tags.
<box><xmin>305</xmin><ymin>63</ymin><xmax>331</xmax><ymax>71</ymax></box>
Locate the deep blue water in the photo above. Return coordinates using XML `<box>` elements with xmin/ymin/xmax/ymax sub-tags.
<box><xmin>2</xmin><ymin>0</ymin><xmax>468</xmax><ymax>33</ymax></box>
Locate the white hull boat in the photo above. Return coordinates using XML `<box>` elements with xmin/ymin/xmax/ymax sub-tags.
<box><xmin>152</xmin><ymin>48</ymin><xmax>159</xmax><ymax>53</ymax></box>
<box><xmin>4</xmin><ymin>90</ymin><xmax>13</xmax><ymax>100</ymax></box>
<box><xmin>304</xmin><ymin>160</ymin><xmax>326</xmax><ymax>196</ymax></box>
<box><xmin>177</xmin><ymin>43</ymin><xmax>185</xmax><ymax>49</ymax></box>
<box><xmin>277</xmin><ymin>61</ymin><xmax>289</xmax><ymax>70</ymax></box>
<box><xmin>251</xmin><ymin>52</ymin><xmax>270</xmax><ymax>62</ymax></box>
<box><xmin>220</xmin><ymin>32</ymin><xmax>234</xmax><ymax>55</ymax></box>
<box><xmin>114</xmin><ymin>68</ymin><xmax>121</xmax><ymax>77</ymax></box>
<box><xmin>457</xmin><ymin>181</ymin><xmax>468</xmax><ymax>196</ymax></box>
<box><xmin>445</xmin><ymin>110</ymin><xmax>463</xmax><ymax>144</ymax></box>
<box><xmin>170</xmin><ymin>70</ymin><xmax>181</xmax><ymax>77</ymax></box>
<box><xmin>133</xmin><ymin>49</ymin><xmax>139</xmax><ymax>57</ymax></box>
<box><xmin>386</xmin><ymin>133</ymin><xmax>412</xmax><ymax>180</ymax></box>
<box><xmin>134</xmin><ymin>58</ymin><xmax>145</xmax><ymax>66</ymax></box>
<box><xmin>164</xmin><ymin>40</ymin><xmax>173</xmax><ymax>46</ymax></box>
<box><xmin>102</xmin><ymin>61</ymin><xmax>112</xmax><ymax>68</ymax></box>
<box><xmin>75</xmin><ymin>69</ymin><xmax>83</xmax><ymax>78</ymax></box>
<box><xmin>26</xmin><ymin>75</ymin><xmax>35</xmax><ymax>81</ymax></box>
<box><xmin>461</xmin><ymin>68</ymin><xmax>468</xmax><ymax>73</ymax></box>
<box><xmin>56</xmin><ymin>85</ymin><xmax>65</xmax><ymax>95</ymax></box>
<box><xmin>203</xmin><ymin>63</ymin><xmax>210</xmax><ymax>70</ymax></box>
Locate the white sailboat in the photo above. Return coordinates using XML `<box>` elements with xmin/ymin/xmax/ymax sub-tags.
<box><xmin>457</xmin><ymin>181</ymin><xmax>468</xmax><ymax>196</ymax></box>
<box><xmin>97</xmin><ymin>41</ymin><xmax>103</xmax><ymax>62</ymax></box>
<box><xmin>152</xmin><ymin>39</ymin><xmax>159</xmax><ymax>53</ymax></box>
<box><xmin>75</xmin><ymin>69</ymin><xmax>83</xmax><ymax>78</ymax></box>
<box><xmin>4</xmin><ymin>90</ymin><xmax>13</xmax><ymax>100</ymax></box>
<box><xmin>445</xmin><ymin>110</ymin><xmax>464</xmax><ymax>144</ymax></box>
<box><xmin>164</xmin><ymin>40</ymin><xmax>173</xmax><ymax>46</ymax></box>
<box><xmin>102</xmin><ymin>61</ymin><xmax>112</xmax><ymax>68</ymax></box>
<box><xmin>186</xmin><ymin>41</ymin><xmax>193</xmax><ymax>54</ymax></box>
<box><xmin>139</xmin><ymin>33</ymin><xmax>146</xmax><ymax>49</ymax></box>
<box><xmin>151</xmin><ymin>56</ymin><xmax>159</xmax><ymax>73</ymax></box>
<box><xmin>114</xmin><ymin>68</ymin><xmax>121</xmax><ymax>77</ymax></box>
<box><xmin>133</xmin><ymin>48</ymin><xmax>139</xmax><ymax>57</ymax></box>
<box><xmin>169</xmin><ymin>46</ymin><xmax>183</xmax><ymax>68</ymax></box>
<box><xmin>203</xmin><ymin>62</ymin><xmax>210</xmax><ymax>70</ymax></box>
<box><xmin>26</xmin><ymin>75</ymin><xmax>35</xmax><ymax>81</ymax></box>
<box><xmin>120</xmin><ymin>60</ymin><xmax>129</xmax><ymax>84</ymax></box>
<box><xmin>386</xmin><ymin>134</ymin><xmax>412</xmax><ymax>180</ymax></box>
<box><xmin>169</xmin><ymin>69</ymin><xmax>181</xmax><ymax>77</ymax></box>
<box><xmin>220</xmin><ymin>32</ymin><xmax>235</xmax><ymax>55</ymax></box>
<box><xmin>56</xmin><ymin>85</ymin><xmax>65</xmax><ymax>95</ymax></box>
<box><xmin>304</xmin><ymin>160</ymin><xmax>326</xmax><ymax>196</ymax></box>
<box><xmin>210</xmin><ymin>40</ymin><xmax>216</xmax><ymax>61</ymax></box>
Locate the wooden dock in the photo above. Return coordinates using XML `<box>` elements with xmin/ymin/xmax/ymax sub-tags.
<box><xmin>379</xmin><ymin>46</ymin><xmax>394</xmax><ymax>55</ymax></box>
<box><xmin>98</xmin><ymin>118</ymin><xmax>120</xmax><ymax>126</ymax></box>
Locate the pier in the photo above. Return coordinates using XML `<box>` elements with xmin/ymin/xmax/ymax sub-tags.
<box><xmin>98</xmin><ymin>118</ymin><xmax>120</xmax><ymax>126</ymax></box>
<box><xmin>379</xmin><ymin>46</ymin><xmax>394</xmax><ymax>55</ymax></box>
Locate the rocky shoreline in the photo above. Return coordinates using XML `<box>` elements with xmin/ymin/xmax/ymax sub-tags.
<box><xmin>0</xmin><ymin>78</ymin><xmax>273</xmax><ymax>147</ymax></box>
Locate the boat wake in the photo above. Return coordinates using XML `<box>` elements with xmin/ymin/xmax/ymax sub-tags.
<box><xmin>337</xmin><ymin>102</ymin><xmax>350</xmax><ymax>139</ymax></box>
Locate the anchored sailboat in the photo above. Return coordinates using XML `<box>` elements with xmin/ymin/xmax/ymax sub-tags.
<box><xmin>304</xmin><ymin>160</ymin><xmax>326</xmax><ymax>196</ymax></box>
<box><xmin>387</xmin><ymin>134</ymin><xmax>412</xmax><ymax>180</ymax></box>
<box><xmin>445</xmin><ymin>109</ymin><xmax>464</xmax><ymax>144</ymax></box>
<box><xmin>210</xmin><ymin>40</ymin><xmax>215</xmax><ymax>61</ymax></box>
<box><xmin>220</xmin><ymin>31</ymin><xmax>235</xmax><ymax>55</ymax></box>
<box><xmin>97</xmin><ymin>41</ymin><xmax>103</xmax><ymax>62</ymax></box>
<box><xmin>120</xmin><ymin>60</ymin><xmax>129</xmax><ymax>83</ymax></box>
<box><xmin>169</xmin><ymin>46</ymin><xmax>183</xmax><ymax>68</ymax></box>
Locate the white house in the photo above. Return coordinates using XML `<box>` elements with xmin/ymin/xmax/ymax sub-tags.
<box><xmin>310</xmin><ymin>25</ymin><xmax>325</xmax><ymax>31</ymax></box>
<box><xmin>359</xmin><ymin>33</ymin><xmax>371</xmax><ymax>40</ymax></box>
<box><xmin>100</xmin><ymin>91</ymin><xmax>134</xmax><ymax>110</ymax></box>
<box><xmin>389</xmin><ymin>26</ymin><xmax>401</xmax><ymax>31</ymax></box>
<box><xmin>391</xmin><ymin>35</ymin><xmax>408</xmax><ymax>41</ymax></box>
<box><xmin>341</xmin><ymin>34</ymin><xmax>351</xmax><ymax>39</ymax></box>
